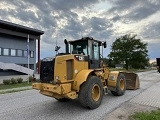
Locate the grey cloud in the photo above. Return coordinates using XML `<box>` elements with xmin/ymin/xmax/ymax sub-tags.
<box><xmin>40</xmin><ymin>16</ymin><xmax>57</xmax><ymax>29</ymax></box>
<box><xmin>111</xmin><ymin>14</ymin><xmax>121</xmax><ymax>22</ymax></box>
<box><xmin>90</xmin><ymin>17</ymin><xmax>106</xmax><ymax>31</ymax></box>
<box><xmin>1</xmin><ymin>0</ymin><xmax>159</xmax><ymax>60</ymax></box>
<box><xmin>4</xmin><ymin>0</ymin><xmax>30</xmax><ymax>9</ymax></box>
<box><xmin>109</xmin><ymin>0</ymin><xmax>160</xmax><ymax>22</ymax></box>
<box><xmin>123</xmin><ymin>2</ymin><xmax>160</xmax><ymax>22</ymax></box>
<box><xmin>65</xmin><ymin>18</ymin><xmax>83</xmax><ymax>32</ymax></box>
<box><xmin>141</xmin><ymin>22</ymin><xmax>160</xmax><ymax>40</ymax></box>
<box><xmin>16</xmin><ymin>9</ymin><xmax>39</xmax><ymax>22</ymax></box>
<box><xmin>108</xmin><ymin>0</ymin><xmax>139</xmax><ymax>12</ymax></box>
<box><xmin>26</xmin><ymin>0</ymin><xmax>102</xmax><ymax>13</ymax></box>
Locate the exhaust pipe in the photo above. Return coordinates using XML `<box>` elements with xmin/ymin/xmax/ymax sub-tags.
<box><xmin>64</xmin><ymin>39</ymin><xmax>69</xmax><ymax>53</ymax></box>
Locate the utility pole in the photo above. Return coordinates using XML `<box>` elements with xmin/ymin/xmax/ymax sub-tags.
<box><xmin>27</xmin><ymin>34</ymin><xmax>30</xmax><ymax>84</ymax></box>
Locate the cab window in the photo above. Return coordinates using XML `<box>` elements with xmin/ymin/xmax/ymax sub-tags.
<box><xmin>93</xmin><ymin>42</ymin><xmax>99</xmax><ymax>60</ymax></box>
<box><xmin>70</xmin><ymin>41</ymin><xmax>88</xmax><ymax>55</ymax></box>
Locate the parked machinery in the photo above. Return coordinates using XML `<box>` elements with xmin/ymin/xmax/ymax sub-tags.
<box><xmin>32</xmin><ymin>37</ymin><xmax>140</xmax><ymax>109</ymax></box>
<box><xmin>156</xmin><ymin>58</ymin><xmax>160</xmax><ymax>73</ymax></box>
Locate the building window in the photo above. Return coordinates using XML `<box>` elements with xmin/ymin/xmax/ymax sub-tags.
<box><xmin>3</xmin><ymin>48</ymin><xmax>9</xmax><ymax>56</ymax></box>
<box><xmin>30</xmin><ymin>51</ymin><xmax>34</xmax><ymax>58</ymax></box>
<box><xmin>17</xmin><ymin>50</ymin><xmax>22</xmax><ymax>56</ymax></box>
<box><xmin>24</xmin><ymin>50</ymin><xmax>27</xmax><ymax>57</ymax></box>
<box><xmin>11</xmin><ymin>49</ymin><xmax>16</xmax><ymax>56</ymax></box>
<box><xmin>0</xmin><ymin>48</ymin><xmax>1</xmax><ymax>55</ymax></box>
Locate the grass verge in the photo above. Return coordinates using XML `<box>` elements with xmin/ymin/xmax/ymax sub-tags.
<box><xmin>129</xmin><ymin>109</ymin><xmax>160</xmax><ymax>120</ymax></box>
<box><xmin>0</xmin><ymin>81</ymin><xmax>32</xmax><ymax>90</ymax></box>
<box><xmin>109</xmin><ymin>68</ymin><xmax>153</xmax><ymax>73</ymax></box>
<box><xmin>0</xmin><ymin>88</ymin><xmax>32</xmax><ymax>94</ymax></box>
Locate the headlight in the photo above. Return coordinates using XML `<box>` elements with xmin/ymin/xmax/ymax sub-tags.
<box><xmin>55</xmin><ymin>76</ymin><xmax>59</xmax><ymax>80</ymax></box>
<box><xmin>109</xmin><ymin>75</ymin><xmax>115</xmax><ymax>80</ymax></box>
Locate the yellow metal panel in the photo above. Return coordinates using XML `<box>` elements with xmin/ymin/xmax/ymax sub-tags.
<box><xmin>72</xmin><ymin>57</ymin><xmax>88</xmax><ymax>78</ymax></box>
<box><xmin>55</xmin><ymin>55</ymin><xmax>74</xmax><ymax>81</ymax></box>
<box><xmin>55</xmin><ymin>56</ymin><xmax>69</xmax><ymax>82</ymax></box>
<box><xmin>107</xmin><ymin>71</ymin><xmax>119</xmax><ymax>87</ymax></box>
<box><xmin>72</xmin><ymin>69</ymin><xmax>93</xmax><ymax>91</ymax></box>
<box><xmin>33</xmin><ymin>83</ymin><xmax>71</xmax><ymax>95</ymax></box>
<box><xmin>84</xmin><ymin>61</ymin><xmax>88</xmax><ymax>69</ymax></box>
<box><xmin>39</xmin><ymin>86</ymin><xmax>77</xmax><ymax>99</ymax></box>
<box><xmin>32</xmin><ymin>83</ymin><xmax>43</xmax><ymax>90</ymax></box>
<box><xmin>61</xmin><ymin>83</ymin><xmax>71</xmax><ymax>94</ymax></box>
<box><xmin>54</xmin><ymin>54</ymin><xmax>88</xmax><ymax>82</ymax></box>
<box><xmin>64</xmin><ymin>91</ymin><xmax>77</xmax><ymax>99</ymax></box>
<box><xmin>40</xmin><ymin>90</ymin><xmax>54</xmax><ymax>97</ymax></box>
<box><xmin>42</xmin><ymin>84</ymin><xmax>62</xmax><ymax>94</ymax></box>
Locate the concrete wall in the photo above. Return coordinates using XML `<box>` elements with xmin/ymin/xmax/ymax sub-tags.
<box><xmin>0</xmin><ymin>34</ymin><xmax>36</xmax><ymax>73</ymax></box>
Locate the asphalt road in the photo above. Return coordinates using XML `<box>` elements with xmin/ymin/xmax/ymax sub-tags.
<box><xmin>0</xmin><ymin>70</ymin><xmax>159</xmax><ymax>120</ymax></box>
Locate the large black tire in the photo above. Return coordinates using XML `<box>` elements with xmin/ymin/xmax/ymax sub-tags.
<box><xmin>78</xmin><ymin>76</ymin><xmax>103</xmax><ymax>109</ymax></box>
<box><xmin>55</xmin><ymin>98</ymin><xmax>70</xmax><ymax>102</ymax></box>
<box><xmin>111</xmin><ymin>73</ymin><xmax>126</xmax><ymax>96</ymax></box>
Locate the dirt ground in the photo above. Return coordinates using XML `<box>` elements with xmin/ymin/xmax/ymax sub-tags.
<box><xmin>103</xmin><ymin>102</ymin><xmax>158</xmax><ymax>120</ymax></box>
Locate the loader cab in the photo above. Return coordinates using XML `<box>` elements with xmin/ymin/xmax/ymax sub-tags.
<box><xmin>67</xmin><ymin>37</ymin><xmax>106</xmax><ymax>69</ymax></box>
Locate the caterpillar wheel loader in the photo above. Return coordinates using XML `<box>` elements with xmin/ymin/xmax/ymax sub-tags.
<box><xmin>32</xmin><ymin>37</ymin><xmax>140</xmax><ymax>109</ymax></box>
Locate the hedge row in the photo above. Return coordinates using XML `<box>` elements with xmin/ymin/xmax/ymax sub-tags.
<box><xmin>3</xmin><ymin>78</ymin><xmax>23</xmax><ymax>85</ymax></box>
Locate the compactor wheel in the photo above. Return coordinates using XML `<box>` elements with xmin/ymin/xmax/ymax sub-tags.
<box><xmin>78</xmin><ymin>76</ymin><xmax>103</xmax><ymax>109</ymax></box>
<box><xmin>111</xmin><ymin>73</ymin><xmax>126</xmax><ymax>96</ymax></box>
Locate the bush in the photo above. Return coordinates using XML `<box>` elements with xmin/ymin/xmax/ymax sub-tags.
<box><xmin>29</xmin><ymin>76</ymin><xmax>33</xmax><ymax>82</ymax></box>
<box><xmin>3</xmin><ymin>79</ymin><xmax>11</xmax><ymax>85</ymax></box>
<box><xmin>10</xmin><ymin>78</ymin><xmax>17</xmax><ymax>84</ymax></box>
<box><xmin>17</xmin><ymin>78</ymin><xmax>23</xmax><ymax>83</ymax></box>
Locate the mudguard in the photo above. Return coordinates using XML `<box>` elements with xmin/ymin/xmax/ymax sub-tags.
<box><xmin>72</xmin><ymin>69</ymin><xmax>93</xmax><ymax>91</ymax></box>
<box><xmin>107</xmin><ymin>71</ymin><xmax>120</xmax><ymax>87</ymax></box>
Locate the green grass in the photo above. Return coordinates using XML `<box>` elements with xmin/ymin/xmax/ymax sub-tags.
<box><xmin>129</xmin><ymin>109</ymin><xmax>160</xmax><ymax>120</ymax></box>
<box><xmin>0</xmin><ymin>81</ymin><xmax>32</xmax><ymax>90</ymax></box>
<box><xmin>0</xmin><ymin>88</ymin><xmax>32</xmax><ymax>94</ymax></box>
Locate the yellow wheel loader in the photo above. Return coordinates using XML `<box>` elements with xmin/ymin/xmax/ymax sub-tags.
<box><xmin>32</xmin><ymin>37</ymin><xmax>140</xmax><ymax>109</ymax></box>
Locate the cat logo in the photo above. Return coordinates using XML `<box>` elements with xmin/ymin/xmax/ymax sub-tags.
<box><xmin>79</xmin><ymin>56</ymin><xmax>84</xmax><ymax>61</ymax></box>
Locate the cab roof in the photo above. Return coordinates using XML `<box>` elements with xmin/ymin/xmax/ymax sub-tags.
<box><xmin>68</xmin><ymin>37</ymin><xmax>103</xmax><ymax>44</ymax></box>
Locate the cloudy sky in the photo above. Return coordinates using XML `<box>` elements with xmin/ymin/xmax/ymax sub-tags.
<box><xmin>0</xmin><ymin>0</ymin><xmax>160</xmax><ymax>62</ymax></box>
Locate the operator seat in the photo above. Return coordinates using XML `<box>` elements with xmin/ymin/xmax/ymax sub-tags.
<box><xmin>72</xmin><ymin>50</ymin><xmax>78</xmax><ymax>54</ymax></box>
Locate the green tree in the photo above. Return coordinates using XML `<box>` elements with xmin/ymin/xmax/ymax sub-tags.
<box><xmin>108</xmin><ymin>34</ymin><xmax>149</xmax><ymax>70</ymax></box>
<box><xmin>101</xmin><ymin>58</ymin><xmax>116</xmax><ymax>67</ymax></box>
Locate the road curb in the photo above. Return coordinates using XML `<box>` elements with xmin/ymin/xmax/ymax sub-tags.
<box><xmin>0</xmin><ymin>86</ymin><xmax>32</xmax><ymax>93</ymax></box>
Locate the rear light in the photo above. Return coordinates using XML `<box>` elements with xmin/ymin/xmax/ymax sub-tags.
<box><xmin>74</xmin><ymin>55</ymin><xmax>79</xmax><ymax>61</ymax></box>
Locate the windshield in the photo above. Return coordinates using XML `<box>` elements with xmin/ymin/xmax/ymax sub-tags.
<box><xmin>70</xmin><ymin>41</ymin><xmax>88</xmax><ymax>55</ymax></box>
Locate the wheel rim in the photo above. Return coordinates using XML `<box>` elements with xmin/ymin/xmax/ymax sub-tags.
<box><xmin>92</xmin><ymin>84</ymin><xmax>100</xmax><ymax>101</ymax></box>
<box><xmin>120</xmin><ymin>78</ymin><xmax>125</xmax><ymax>90</ymax></box>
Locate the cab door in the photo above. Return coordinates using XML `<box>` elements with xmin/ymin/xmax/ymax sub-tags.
<box><xmin>89</xmin><ymin>41</ymin><xmax>101</xmax><ymax>69</ymax></box>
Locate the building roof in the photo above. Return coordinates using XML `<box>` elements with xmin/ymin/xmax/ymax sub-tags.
<box><xmin>0</xmin><ymin>19</ymin><xmax>44</xmax><ymax>39</ymax></box>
